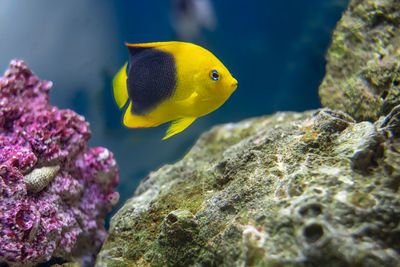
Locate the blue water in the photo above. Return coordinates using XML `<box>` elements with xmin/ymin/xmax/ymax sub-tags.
<box><xmin>0</xmin><ymin>0</ymin><xmax>349</xmax><ymax>217</ymax></box>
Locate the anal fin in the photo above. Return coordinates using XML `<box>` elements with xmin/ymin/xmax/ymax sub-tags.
<box><xmin>123</xmin><ymin>102</ymin><xmax>162</xmax><ymax>128</ymax></box>
<box><xmin>163</xmin><ymin>117</ymin><xmax>196</xmax><ymax>140</ymax></box>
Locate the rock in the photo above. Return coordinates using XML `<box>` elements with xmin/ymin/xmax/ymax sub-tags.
<box><xmin>319</xmin><ymin>0</ymin><xmax>400</xmax><ymax>122</ymax></box>
<box><xmin>96</xmin><ymin>109</ymin><xmax>400</xmax><ymax>266</ymax></box>
<box><xmin>0</xmin><ymin>59</ymin><xmax>119</xmax><ymax>266</ymax></box>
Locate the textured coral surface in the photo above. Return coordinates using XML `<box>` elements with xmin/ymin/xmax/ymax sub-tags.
<box><xmin>0</xmin><ymin>59</ymin><xmax>119</xmax><ymax>266</ymax></box>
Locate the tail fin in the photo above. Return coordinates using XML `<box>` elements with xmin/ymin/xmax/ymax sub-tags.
<box><xmin>113</xmin><ymin>62</ymin><xmax>129</xmax><ymax>108</ymax></box>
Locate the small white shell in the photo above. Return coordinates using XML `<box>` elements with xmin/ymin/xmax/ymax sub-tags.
<box><xmin>24</xmin><ymin>165</ymin><xmax>60</xmax><ymax>193</ymax></box>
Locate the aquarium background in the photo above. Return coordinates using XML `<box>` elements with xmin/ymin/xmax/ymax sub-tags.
<box><xmin>0</xmin><ymin>0</ymin><xmax>349</xmax><ymax>216</ymax></box>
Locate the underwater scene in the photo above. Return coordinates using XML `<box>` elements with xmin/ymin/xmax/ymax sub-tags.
<box><xmin>1</xmin><ymin>0</ymin><xmax>400</xmax><ymax>266</ymax></box>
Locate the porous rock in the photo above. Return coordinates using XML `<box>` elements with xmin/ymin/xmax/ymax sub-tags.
<box><xmin>0</xmin><ymin>59</ymin><xmax>119</xmax><ymax>266</ymax></box>
<box><xmin>319</xmin><ymin>0</ymin><xmax>400</xmax><ymax>122</ymax></box>
<box><xmin>97</xmin><ymin>109</ymin><xmax>400</xmax><ymax>266</ymax></box>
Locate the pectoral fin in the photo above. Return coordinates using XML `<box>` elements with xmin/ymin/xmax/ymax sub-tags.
<box><xmin>163</xmin><ymin>117</ymin><xmax>197</xmax><ymax>140</ymax></box>
<box><xmin>175</xmin><ymin>91</ymin><xmax>199</xmax><ymax>107</ymax></box>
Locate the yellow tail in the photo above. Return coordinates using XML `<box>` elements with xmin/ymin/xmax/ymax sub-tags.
<box><xmin>113</xmin><ymin>62</ymin><xmax>129</xmax><ymax>108</ymax></box>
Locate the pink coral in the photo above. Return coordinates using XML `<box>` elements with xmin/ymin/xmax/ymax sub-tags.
<box><xmin>0</xmin><ymin>59</ymin><xmax>119</xmax><ymax>266</ymax></box>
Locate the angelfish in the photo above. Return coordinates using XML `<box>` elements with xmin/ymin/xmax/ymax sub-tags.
<box><xmin>113</xmin><ymin>41</ymin><xmax>237</xmax><ymax>139</ymax></box>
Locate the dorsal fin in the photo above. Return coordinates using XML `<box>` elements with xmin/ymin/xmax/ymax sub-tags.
<box><xmin>125</xmin><ymin>41</ymin><xmax>181</xmax><ymax>48</ymax></box>
<box><xmin>125</xmin><ymin>42</ymin><xmax>181</xmax><ymax>58</ymax></box>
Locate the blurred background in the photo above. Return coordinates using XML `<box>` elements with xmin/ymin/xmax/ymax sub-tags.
<box><xmin>0</xmin><ymin>0</ymin><xmax>349</xmax><ymax>216</ymax></box>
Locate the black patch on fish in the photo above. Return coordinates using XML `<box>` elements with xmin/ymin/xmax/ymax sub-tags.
<box><xmin>127</xmin><ymin>47</ymin><xmax>177</xmax><ymax>115</ymax></box>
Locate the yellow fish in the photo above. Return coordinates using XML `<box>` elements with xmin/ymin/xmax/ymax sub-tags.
<box><xmin>113</xmin><ymin>41</ymin><xmax>237</xmax><ymax>139</ymax></box>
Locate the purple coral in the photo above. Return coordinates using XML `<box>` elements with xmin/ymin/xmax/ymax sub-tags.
<box><xmin>0</xmin><ymin>59</ymin><xmax>119</xmax><ymax>266</ymax></box>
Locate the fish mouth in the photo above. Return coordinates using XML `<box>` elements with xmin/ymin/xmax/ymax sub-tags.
<box><xmin>231</xmin><ymin>78</ymin><xmax>238</xmax><ymax>90</ymax></box>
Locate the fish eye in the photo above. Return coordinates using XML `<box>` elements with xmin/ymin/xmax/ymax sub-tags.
<box><xmin>210</xmin><ymin>70</ymin><xmax>219</xmax><ymax>81</ymax></box>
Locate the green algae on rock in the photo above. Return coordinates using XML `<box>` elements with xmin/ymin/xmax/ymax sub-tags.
<box><xmin>96</xmin><ymin>109</ymin><xmax>400</xmax><ymax>267</ymax></box>
<box><xmin>319</xmin><ymin>0</ymin><xmax>400</xmax><ymax>122</ymax></box>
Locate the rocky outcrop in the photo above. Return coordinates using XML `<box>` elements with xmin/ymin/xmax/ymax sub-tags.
<box><xmin>97</xmin><ymin>108</ymin><xmax>400</xmax><ymax>266</ymax></box>
<box><xmin>319</xmin><ymin>0</ymin><xmax>400</xmax><ymax>122</ymax></box>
